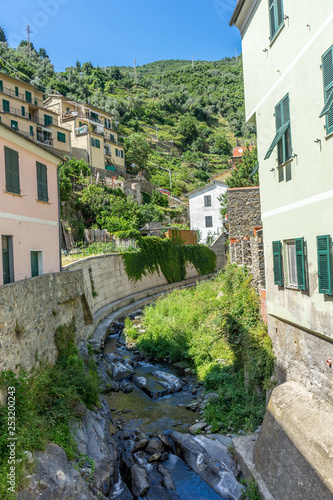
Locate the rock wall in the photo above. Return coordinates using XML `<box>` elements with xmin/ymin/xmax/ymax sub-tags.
<box><xmin>0</xmin><ymin>271</ymin><xmax>88</xmax><ymax>373</ymax></box>
<box><xmin>227</xmin><ymin>187</ymin><xmax>262</xmax><ymax>238</ymax></box>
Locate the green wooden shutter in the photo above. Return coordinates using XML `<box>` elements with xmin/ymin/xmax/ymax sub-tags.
<box><xmin>11</xmin><ymin>120</ymin><xmax>18</xmax><ymax>130</ymax></box>
<box><xmin>321</xmin><ymin>46</ymin><xmax>333</xmax><ymax>134</ymax></box>
<box><xmin>36</xmin><ymin>162</ymin><xmax>48</xmax><ymax>202</ymax></box>
<box><xmin>0</xmin><ymin>80</ymin><xmax>3</xmax><ymax>92</ymax></box>
<box><xmin>5</xmin><ymin>147</ymin><xmax>20</xmax><ymax>194</ymax></box>
<box><xmin>121</xmin><ymin>150</ymin><xmax>124</xmax><ymax>158</ymax></box>
<box><xmin>44</xmin><ymin>114</ymin><xmax>53</xmax><ymax>126</ymax></box>
<box><xmin>15</xmin><ymin>86</ymin><xmax>19</xmax><ymax>97</ymax></box>
<box><xmin>276</xmin><ymin>0</ymin><xmax>284</xmax><ymax>29</ymax></box>
<box><xmin>57</xmin><ymin>132</ymin><xmax>66</xmax><ymax>143</ymax></box>
<box><xmin>3</xmin><ymin>99</ymin><xmax>9</xmax><ymax>112</ymax></box>
<box><xmin>25</xmin><ymin>91</ymin><xmax>32</xmax><ymax>103</ymax></box>
<box><xmin>269</xmin><ymin>0</ymin><xmax>276</xmax><ymax>38</ymax></box>
<box><xmin>317</xmin><ymin>235</ymin><xmax>332</xmax><ymax>294</ymax></box>
<box><xmin>30</xmin><ymin>125</ymin><xmax>34</xmax><ymax>136</ymax></box>
<box><xmin>295</xmin><ymin>238</ymin><xmax>306</xmax><ymax>290</ymax></box>
<box><xmin>273</xmin><ymin>241</ymin><xmax>283</xmax><ymax>285</ymax></box>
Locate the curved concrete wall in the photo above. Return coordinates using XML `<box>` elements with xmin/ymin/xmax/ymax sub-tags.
<box><xmin>65</xmin><ymin>253</ymin><xmax>199</xmax><ymax>317</ymax></box>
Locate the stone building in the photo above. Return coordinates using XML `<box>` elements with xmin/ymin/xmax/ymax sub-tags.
<box><xmin>230</xmin><ymin>0</ymin><xmax>333</xmax><ymax>497</ymax></box>
<box><xmin>227</xmin><ymin>186</ymin><xmax>266</xmax><ymax>321</ymax></box>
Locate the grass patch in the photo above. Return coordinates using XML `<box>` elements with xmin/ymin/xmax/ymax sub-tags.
<box><xmin>0</xmin><ymin>321</ymin><xmax>100</xmax><ymax>499</ymax></box>
<box><xmin>124</xmin><ymin>263</ymin><xmax>274</xmax><ymax>434</ymax></box>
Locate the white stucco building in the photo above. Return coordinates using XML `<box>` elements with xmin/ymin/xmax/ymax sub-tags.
<box><xmin>187</xmin><ymin>180</ymin><xmax>227</xmax><ymax>243</ymax></box>
<box><xmin>230</xmin><ymin>0</ymin><xmax>333</xmax><ymax>497</ymax></box>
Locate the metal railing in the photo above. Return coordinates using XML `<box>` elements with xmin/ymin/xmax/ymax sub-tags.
<box><xmin>0</xmin><ymin>85</ymin><xmax>42</xmax><ymax>106</ymax></box>
<box><xmin>0</xmin><ymin>104</ymin><xmax>53</xmax><ymax>127</ymax></box>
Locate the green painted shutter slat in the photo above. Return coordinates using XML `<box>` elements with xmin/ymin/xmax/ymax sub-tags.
<box><xmin>25</xmin><ymin>91</ymin><xmax>32</xmax><ymax>103</ymax></box>
<box><xmin>269</xmin><ymin>0</ymin><xmax>276</xmax><ymax>38</ymax></box>
<box><xmin>275</xmin><ymin>101</ymin><xmax>283</xmax><ymax>130</ymax></box>
<box><xmin>44</xmin><ymin>114</ymin><xmax>53</xmax><ymax>126</ymax></box>
<box><xmin>36</xmin><ymin>162</ymin><xmax>48</xmax><ymax>202</ymax></box>
<box><xmin>319</xmin><ymin>87</ymin><xmax>333</xmax><ymax>118</ymax></box>
<box><xmin>282</xmin><ymin>95</ymin><xmax>290</xmax><ymax>123</ymax></box>
<box><xmin>15</xmin><ymin>86</ymin><xmax>19</xmax><ymax>97</ymax></box>
<box><xmin>5</xmin><ymin>147</ymin><xmax>20</xmax><ymax>194</ymax></box>
<box><xmin>273</xmin><ymin>240</ymin><xmax>283</xmax><ymax>286</ymax></box>
<box><xmin>317</xmin><ymin>235</ymin><xmax>332</xmax><ymax>294</ymax></box>
<box><xmin>21</xmin><ymin>106</ymin><xmax>25</xmax><ymax>117</ymax></box>
<box><xmin>322</xmin><ymin>46</ymin><xmax>333</xmax><ymax>134</ymax></box>
<box><xmin>57</xmin><ymin>132</ymin><xmax>66</xmax><ymax>143</ymax></box>
<box><xmin>276</xmin><ymin>0</ymin><xmax>283</xmax><ymax>28</ymax></box>
<box><xmin>30</xmin><ymin>125</ymin><xmax>34</xmax><ymax>136</ymax></box>
<box><xmin>3</xmin><ymin>99</ymin><xmax>9</xmax><ymax>112</ymax></box>
<box><xmin>121</xmin><ymin>150</ymin><xmax>124</xmax><ymax>158</ymax></box>
<box><xmin>295</xmin><ymin>238</ymin><xmax>306</xmax><ymax>290</ymax></box>
<box><xmin>264</xmin><ymin>121</ymin><xmax>289</xmax><ymax>159</ymax></box>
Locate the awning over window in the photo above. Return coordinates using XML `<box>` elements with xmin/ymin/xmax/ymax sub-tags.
<box><xmin>250</xmin><ymin>162</ymin><xmax>259</xmax><ymax>177</ymax></box>
<box><xmin>264</xmin><ymin>121</ymin><xmax>290</xmax><ymax>160</ymax></box>
<box><xmin>319</xmin><ymin>90</ymin><xmax>333</xmax><ymax>118</ymax></box>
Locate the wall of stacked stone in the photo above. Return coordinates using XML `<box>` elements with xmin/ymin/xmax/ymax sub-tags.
<box><xmin>0</xmin><ymin>271</ymin><xmax>87</xmax><ymax>374</ymax></box>
<box><xmin>250</xmin><ymin>231</ymin><xmax>266</xmax><ymax>290</ymax></box>
<box><xmin>227</xmin><ymin>187</ymin><xmax>262</xmax><ymax>239</ymax></box>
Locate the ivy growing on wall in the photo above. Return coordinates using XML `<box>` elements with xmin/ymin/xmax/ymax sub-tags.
<box><xmin>122</xmin><ymin>237</ymin><xmax>216</xmax><ymax>284</ymax></box>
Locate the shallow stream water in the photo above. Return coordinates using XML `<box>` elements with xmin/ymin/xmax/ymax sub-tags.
<box><xmin>104</xmin><ymin>324</ymin><xmax>229</xmax><ymax>499</ymax></box>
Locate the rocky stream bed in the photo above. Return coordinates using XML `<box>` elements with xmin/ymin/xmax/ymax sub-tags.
<box><xmin>18</xmin><ymin>311</ymin><xmax>249</xmax><ymax>500</ymax></box>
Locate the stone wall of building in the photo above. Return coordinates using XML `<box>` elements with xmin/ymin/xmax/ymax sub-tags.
<box><xmin>0</xmin><ymin>271</ymin><xmax>88</xmax><ymax>374</ymax></box>
<box><xmin>227</xmin><ymin>187</ymin><xmax>262</xmax><ymax>239</ymax></box>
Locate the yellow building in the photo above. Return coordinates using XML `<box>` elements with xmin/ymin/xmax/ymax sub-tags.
<box><xmin>0</xmin><ymin>73</ymin><xmax>71</xmax><ymax>154</ymax></box>
<box><xmin>44</xmin><ymin>95</ymin><xmax>125</xmax><ymax>174</ymax></box>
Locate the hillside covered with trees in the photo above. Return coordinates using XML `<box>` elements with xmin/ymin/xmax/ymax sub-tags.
<box><xmin>0</xmin><ymin>36</ymin><xmax>256</xmax><ymax>196</ymax></box>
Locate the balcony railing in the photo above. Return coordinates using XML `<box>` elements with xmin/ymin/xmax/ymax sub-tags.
<box><xmin>0</xmin><ymin>104</ymin><xmax>56</xmax><ymax>127</ymax></box>
<box><xmin>0</xmin><ymin>85</ymin><xmax>42</xmax><ymax>106</ymax></box>
<box><xmin>37</xmin><ymin>133</ymin><xmax>53</xmax><ymax>146</ymax></box>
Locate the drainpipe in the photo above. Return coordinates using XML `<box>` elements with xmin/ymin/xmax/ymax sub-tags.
<box><xmin>57</xmin><ymin>163</ymin><xmax>62</xmax><ymax>273</ymax></box>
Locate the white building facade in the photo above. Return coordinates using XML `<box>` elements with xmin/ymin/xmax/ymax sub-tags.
<box><xmin>187</xmin><ymin>180</ymin><xmax>227</xmax><ymax>243</ymax></box>
<box><xmin>231</xmin><ymin>1</ymin><xmax>333</xmax><ymax>497</ymax></box>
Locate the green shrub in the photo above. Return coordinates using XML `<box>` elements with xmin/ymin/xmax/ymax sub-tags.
<box><xmin>124</xmin><ymin>264</ymin><xmax>274</xmax><ymax>433</ymax></box>
<box><xmin>0</xmin><ymin>322</ymin><xmax>100</xmax><ymax>498</ymax></box>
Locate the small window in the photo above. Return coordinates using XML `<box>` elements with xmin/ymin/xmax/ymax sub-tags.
<box><xmin>110</xmin><ymin>133</ymin><xmax>115</xmax><ymax>142</ymax></box>
<box><xmin>25</xmin><ymin>91</ymin><xmax>32</xmax><ymax>103</ymax></box>
<box><xmin>120</xmin><ymin>150</ymin><xmax>124</xmax><ymax>158</ymax></box>
<box><xmin>2</xmin><ymin>99</ymin><xmax>9</xmax><ymax>112</ymax></box>
<box><xmin>21</xmin><ymin>106</ymin><xmax>25</xmax><ymax>117</ymax></box>
<box><xmin>95</xmin><ymin>139</ymin><xmax>100</xmax><ymax>148</ymax></box>
<box><xmin>265</xmin><ymin>94</ymin><xmax>292</xmax><ymax>166</ymax></box>
<box><xmin>204</xmin><ymin>195</ymin><xmax>212</xmax><ymax>207</ymax></box>
<box><xmin>30</xmin><ymin>250</ymin><xmax>43</xmax><ymax>278</ymax></box>
<box><xmin>205</xmin><ymin>216</ymin><xmax>213</xmax><ymax>228</ymax></box>
<box><xmin>15</xmin><ymin>86</ymin><xmax>19</xmax><ymax>97</ymax></box>
<box><xmin>115</xmin><ymin>148</ymin><xmax>119</xmax><ymax>157</ymax></box>
<box><xmin>44</xmin><ymin>114</ymin><xmax>53</xmax><ymax>126</ymax></box>
<box><xmin>269</xmin><ymin>0</ymin><xmax>284</xmax><ymax>40</ymax></box>
<box><xmin>11</xmin><ymin>120</ymin><xmax>18</xmax><ymax>131</ymax></box>
<box><xmin>0</xmin><ymin>80</ymin><xmax>3</xmax><ymax>93</ymax></box>
<box><xmin>57</xmin><ymin>132</ymin><xmax>66</xmax><ymax>143</ymax></box>
<box><xmin>30</xmin><ymin>125</ymin><xmax>34</xmax><ymax>136</ymax></box>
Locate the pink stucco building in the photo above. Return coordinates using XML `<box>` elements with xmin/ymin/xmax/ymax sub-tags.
<box><xmin>0</xmin><ymin>123</ymin><xmax>63</xmax><ymax>285</ymax></box>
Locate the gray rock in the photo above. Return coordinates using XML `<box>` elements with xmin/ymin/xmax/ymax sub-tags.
<box><xmin>17</xmin><ymin>443</ymin><xmax>94</xmax><ymax>500</ymax></box>
<box><xmin>133</xmin><ymin>439</ymin><xmax>149</xmax><ymax>452</ymax></box>
<box><xmin>170</xmin><ymin>431</ymin><xmax>245</xmax><ymax>500</ymax></box>
<box><xmin>146</xmin><ymin>438</ymin><xmax>164</xmax><ymax>454</ymax></box>
<box><xmin>153</xmin><ymin>371</ymin><xmax>183</xmax><ymax>393</ymax></box>
<box><xmin>158</xmin><ymin>464</ymin><xmax>176</xmax><ymax>491</ymax></box>
<box><xmin>130</xmin><ymin>464</ymin><xmax>149</xmax><ymax>497</ymax></box>
<box><xmin>104</xmin><ymin>353</ymin><xmax>136</xmax><ymax>382</ymax></box>
<box><xmin>120</xmin><ymin>381</ymin><xmax>134</xmax><ymax>393</ymax></box>
<box><xmin>148</xmin><ymin>452</ymin><xmax>162</xmax><ymax>463</ymax></box>
<box><xmin>158</xmin><ymin>434</ymin><xmax>171</xmax><ymax>449</ymax></box>
<box><xmin>189</xmin><ymin>422</ymin><xmax>207</xmax><ymax>434</ymax></box>
<box><xmin>71</xmin><ymin>400</ymin><xmax>116</xmax><ymax>496</ymax></box>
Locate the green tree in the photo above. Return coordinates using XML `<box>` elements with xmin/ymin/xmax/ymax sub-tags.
<box><xmin>125</xmin><ymin>133</ymin><xmax>151</xmax><ymax>173</ymax></box>
<box><xmin>177</xmin><ymin>115</ymin><xmax>198</xmax><ymax>146</ymax></box>
<box><xmin>211</xmin><ymin>132</ymin><xmax>232</xmax><ymax>155</ymax></box>
<box><xmin>38</xmin><ymin>48</ymin><xmax>49</xmax><ymax>59</ymax></box>
<box><xmin>225</xmin><ymin>147</ymin><xmax>259</xmax><ymax>188</ymax></box>
<box><xmin>0</xmin><ymin>27</ymin><xmax>7</xmax><ymax>43</ymax></box>
<box><xmin>58</xmin><ymin>158</ymin><xmax>91</xmax><ymax>201</ymax></box>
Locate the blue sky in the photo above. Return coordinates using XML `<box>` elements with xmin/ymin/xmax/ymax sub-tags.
<box><xmin>1</xmin><ymin>0</ymin><xmax>241</xmax><ymax>70</ymax></box>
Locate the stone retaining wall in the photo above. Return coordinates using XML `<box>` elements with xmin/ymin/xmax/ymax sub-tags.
<box><xmin>0</xmin><ymin>271</ymin><xmax>87</xmax><ymax>373</ymax></box>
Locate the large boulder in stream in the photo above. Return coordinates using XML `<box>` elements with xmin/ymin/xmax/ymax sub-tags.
<box><xmin>71</xmin><ymin>399</ymin><xmax>117</xmax><ymax>496</ymax></box>
<box><xmin>153</xmin><ymin>371</ymin><xmax>183</xmax><ymax>393</ymax></box>
<box><xmin>130</xmin><ymin>463</ymin><xmax>149</xmax><ymax>497</ymax></box>
<box><xmin>170</xmin><ymin>431</ymin><xmax>245</xmax><ymax>500</ymax></box>
<box><xmin>104</xmin><ymin>353</ymin><xmax>136</xmax><ymax>381</ymax></box>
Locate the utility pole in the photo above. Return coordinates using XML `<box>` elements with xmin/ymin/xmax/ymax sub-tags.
<box><xmin>26</xmin><ymin>25</ymin><xmax>33</xmax><ymax>58</ymax></box>
<box><xmin>134</xmin><ymin>58</ymin><xmax>137</xmax><ymax>83</ymax></box>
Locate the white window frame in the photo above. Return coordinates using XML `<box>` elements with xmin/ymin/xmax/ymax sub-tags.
<box><xmin>285</xmin><ymin>240</ymin><xmax>297</xmax><ymax>287</ymax></box>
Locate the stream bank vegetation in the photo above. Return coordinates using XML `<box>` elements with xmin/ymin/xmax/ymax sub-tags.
<box><xmin>0</xmin><ymin>322</ymin><xmax>100</xmax><ymax>499</ymax></box>
<box><xmin>124</xmin><ymin>263</ymin><xmax>274</xmax><ymax>434</ymax></box>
